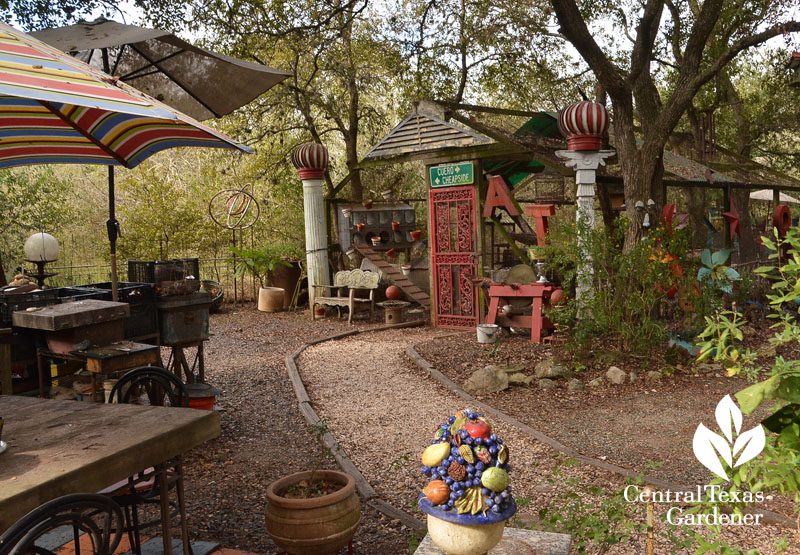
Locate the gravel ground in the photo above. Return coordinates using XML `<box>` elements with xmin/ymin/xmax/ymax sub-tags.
<box><xmin>414</xmin><ymin>331</ymin><xmax>771</xmax><ymax>486</ymax></box>
<box><xmin>297</xmin><ymin>327</ymin><xmax>800</xmax><ymax>554</ymax></box>
<box><xmin>177</xmin><ymin>305</ymin><xmax>411</xmax><ymax>554</ymax></box>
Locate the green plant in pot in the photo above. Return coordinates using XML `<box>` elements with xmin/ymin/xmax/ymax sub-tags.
<box><xmin>265</xmin><ymin>419</ymin><xmax>361</xmax><ymax>555</ymax></box>
<box><xmin>229</xmin><ymin>245</ymin><xmax>291</xmax><ymax>312</ymax></box>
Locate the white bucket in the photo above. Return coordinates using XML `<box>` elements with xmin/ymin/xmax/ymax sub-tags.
<box><xmin>476</xmin><ymin>324</ymin><xmax>499</xmax><ymax>344</ymax></box>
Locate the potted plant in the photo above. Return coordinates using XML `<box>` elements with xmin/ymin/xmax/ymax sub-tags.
<box><xmin>265</xmin><ymin>420</ymin><xmax>361</xmax><ymax>554</ymax></box>
<box><xmin>229</xmin><ymin>246</ymin><xmax>291</xmax><ymax>312</ymax></box>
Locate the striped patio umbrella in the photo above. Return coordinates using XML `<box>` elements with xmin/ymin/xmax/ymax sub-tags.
<box><xmin>0</xmin><ymin>20</ymin><xmax>252</xmax><ymax>297</ymax></box>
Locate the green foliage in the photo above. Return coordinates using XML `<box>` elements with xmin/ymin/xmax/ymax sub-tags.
<box><xmin>0</xmin><ymin>168</ymin><xmax>75</xmax><ymax>278</ymax></box>
<box><xmin>229</xmin><ymin>245</ymin><xmax>293</xmax><ymax>288</ymax></box>
<box><xmin>691</xmin><ymin>226</ymin><xmax>800</xmax><ymax>550</ymax></box>
<box><xmin>543</xmin><ymin>217</ymin><xmax>677</xmax><ymax>355</ymax></box>
<box><xmin>526</xmin><ymin>459</ymin><xmax>648</xmax><ymax>554</ymax></box>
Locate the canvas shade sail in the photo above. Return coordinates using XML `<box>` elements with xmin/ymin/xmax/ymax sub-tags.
<box><xmin>749</xmin><ymin>189</ymin><xmax>800</xmax><ymax>205</ymax></box>
<box><xmin>0</xmin><ymin>20</ymin><xmax>252</xmax><ymax>170</ymax></box>
<box><xmin>31</xmin><ymin>18</ymin><xmax>290</xmax><ymax>122</ymax></box>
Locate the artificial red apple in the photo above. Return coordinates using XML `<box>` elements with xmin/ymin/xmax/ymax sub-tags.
<box><xmin>464</xmin><ymin>418</ymin><xmax>491</xmax><ymax>440</ymax></box>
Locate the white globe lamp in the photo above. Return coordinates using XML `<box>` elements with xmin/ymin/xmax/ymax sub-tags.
<box><xmin>24</xmin><ymin>233</ymin><xmax>59</xmax><ymax>262</ymax></box>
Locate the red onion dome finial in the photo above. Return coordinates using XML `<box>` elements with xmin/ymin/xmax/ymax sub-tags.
<box><xmin>292</xmin><ymin>142</ymin><xmax>329</xmax><ymax>180</ymax></box>
<box><xmin>557</xmin><ymin>101</ymin><xmax>609</xmax><ymax>151</ymax></box>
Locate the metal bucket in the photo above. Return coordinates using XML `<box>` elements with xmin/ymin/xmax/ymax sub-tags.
<box><xmin>476</xmin><ymin>324</ymin><xmax>499</xmax><ymax>344</ymax></box>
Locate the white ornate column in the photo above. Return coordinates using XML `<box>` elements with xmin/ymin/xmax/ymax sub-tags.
<box><xmin>556</xmin><ymin>101</ymin><xmax>614</xmax><ymax>308</ymax></box>
<box><xmin>293</xmin><ymin>143</ymin><xmax>331</xmax><ymax>311</ymax></box>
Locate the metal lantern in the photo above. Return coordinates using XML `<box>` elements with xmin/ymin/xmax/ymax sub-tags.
<box><xmin>23</xmin><ymin>232</ymin><xmax>59</xmax><ymax>262</ymax></box>
<box><xmin>292</xmin><ymin>142</ymin><xmax>329</xmax><ymax>180</ymax></box>
<box><xmin>557</xmin><ymin>101</ymin><xmax>609</xmax><ymax>151</ymax></box>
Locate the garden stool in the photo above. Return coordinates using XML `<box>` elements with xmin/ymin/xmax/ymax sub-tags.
<box><xmin>378</xmin><ymin>300</ymin><xmax>409</xmax><ymax>324</ymax></box>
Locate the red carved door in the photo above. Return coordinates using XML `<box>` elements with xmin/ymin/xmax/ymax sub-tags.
<box><xmin>429</xmin><ymin>186</ymin><xmax>479</xmax><ymax>329</ymax></box>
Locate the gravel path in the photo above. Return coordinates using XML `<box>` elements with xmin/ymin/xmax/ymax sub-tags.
<box><xmin>178</xmin><ymin>306</ymin><xmax>410</xmax><ymax>554</ymax></box>
<box><xmin>297</xmin><ymin>327</ymin><xmax>798</xmax><ymax>554</ymax></box>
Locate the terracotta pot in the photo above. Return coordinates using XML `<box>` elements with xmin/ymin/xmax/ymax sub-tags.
<box><xmin>371</xmin><ymin>236</ymin><xmax>382</xmax><ymax>246</ymax></box>
<box><xmin>391</xmin><ymin>221</ymin><xmax>400</xmax><ymax>231</ymax></box>
<box><xmin>401</xmin><ymin>265</ymin><xmax>411</xmax><ymax>276</ymax></box>
<box><xmin>265</xmin><ymin>470</ymin><xmax>361</xmax><ymax>555</ymax></box>
<box><xmin>314</xmin><ymin>305</ymin><xmax>326</xmax><ymax>318</ymax></box>
<box><xmin>410</xmin><ymin>230</ymin><xmax>422</xmax><ymax>241</ymax></box>
<box><xmin>356</xmin><ymin>223</ymin><xmax>365</xmax><ymax>232</ymax></box>
<box><xmin>258</xmin><ymin>287</ymin><xmax>285</xmax><ymax>312</ymax></box>
<box><xmin>362</xmin><ymin>199</ymin><xmax>373</xmax><ymax>209</ymax></box>
<box><xmin>386</xmin><ymin>248</ymin><xmax>396</xmax><ymax>259</ymax></box>
<box><xmin>268</xmin><ymin>261</ymin><xmax>302</xmax><ymax>309</ymax></box>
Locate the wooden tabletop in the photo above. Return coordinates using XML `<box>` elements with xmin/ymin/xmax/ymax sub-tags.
<box><xmin>0</xmin><ymin>396</ymin><xmax>220</xmax><ymax>532</ymax></box>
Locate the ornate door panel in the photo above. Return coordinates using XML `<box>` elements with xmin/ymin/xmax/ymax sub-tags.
<box><xmin>429</xmin><ymin>186</ymin><xmax>479</xmax><ymax>329</ymax></box>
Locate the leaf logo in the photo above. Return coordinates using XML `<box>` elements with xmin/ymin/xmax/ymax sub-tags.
<box><xmin>692</xmin><ymin>395</ymin><xmax>765</xmax><ymax>481</ymax></box>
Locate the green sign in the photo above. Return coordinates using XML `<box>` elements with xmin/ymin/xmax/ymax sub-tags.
<box><xmin>429</xmin><ymin>162</ymin><xmax>474</xmax><ymax>188</ymax></box>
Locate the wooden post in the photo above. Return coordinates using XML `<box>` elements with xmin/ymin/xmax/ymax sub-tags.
<box><xmin>723</xmin><ymin>186</ymin><xmax>732</xmax><ymax>250</ymax></box>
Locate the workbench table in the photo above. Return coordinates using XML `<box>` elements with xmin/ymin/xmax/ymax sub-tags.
<box><xmin>0</xmin><ymin>396</ymin><xmax>220</xmax><ymax>554</ymax></box>
<box><xmin>485</xmin><ymin>283</ymin><xmax>559</xmax><ymax>343</ymax></box>
<box><xmin>36</xmin><ymin>341</ymin><xmax>161</xmax><ymax>398</ymax></box>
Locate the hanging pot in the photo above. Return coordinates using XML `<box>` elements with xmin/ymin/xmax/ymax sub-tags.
<box><xmin>391</xmin><ymin>221</ymin><xmax>400</xmax><ymax>231</ymax></box>
<box><xmin>410</xmin><ymin>230</ymin><xmax>422</xmax><ymax>241</ymax></box>
<box><xmin>371</xmin><ymin>236</ymin><xmax>382</xmax><ymax>247</ymax></box>
<box><xmin>357</xmin><ymin>223</ymin><xmax>365</xmax><ymax>232</ymax></box>
<box><xmin>362</xmin><ymin>199</ymin><xmax>373</xmax><ymax>209</ymax></box>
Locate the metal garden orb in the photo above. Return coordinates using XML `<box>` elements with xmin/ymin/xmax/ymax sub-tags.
<box><xmin>557</xmin><ymin>101</ymin><xmax>609</xmax><ymax>151</ymax></box>
<box><xmin>23</xmin><ymin>233</ymin><xmax>59</xmax><ymax>262</ymax></box>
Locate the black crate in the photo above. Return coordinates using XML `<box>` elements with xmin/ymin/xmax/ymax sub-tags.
<box><xmin>128</xmin><ymin>261</ymin><xmax>155</xmax><ymax>284</ymax></box>
<box><xmin>0</xmin><ymin>289</ymin><xmax>60</xmax><ymax>326</ymax></box>
<box><xmin>57</xmin><ymin>286</ymin><xmax>113</xmax><ymax>302</ymax></box>
<box><xmin>124</xmin><ymin>300</ymin><xmax>158</xmax><ymax>340</ymax></box>
<box><xmin>175</xmin><ymin>258</ymin><xmax>200</xmax><ymax>279</ymax></box>
<box><xmin>82</xmin><ymin>282</ymin><xmax>155</xmax><ymax>302</ymax></box>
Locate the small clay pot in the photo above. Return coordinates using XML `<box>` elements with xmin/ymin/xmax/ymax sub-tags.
<box><xmin>386</xmin><ymin>248</ymin><xmax>396</xmax><ymax>259</ymax></box>
<box><xmin>371</xmin><ymin>236</ymin><xmax>382</xmax><ymax>246</ymax></box>
<box><xmin>391</xmin><ymin>221</ymin><xmax>400</xmax><ymax>231</ymax></box>
<box><xmin>362</xmin><ymin>199</ymin><xmax>373</xmax><ymax>209</ymax></box>
<box><xmin>341</xmin><ymin>208</ymin><xmax>351</xmax><ymax>218</ymax></box>
<box><xmin>401</xmin><ymin>265</ymin><xmax>411</xmax><ymax>276</ymax></box>
<box><xmin>357</xmin><ymin>223</ymin><xmax>365</xmax><ymax>232</ymax></box>
<box><xmin>410</xmin><ymin>230</ymin><xmax>422</xmax><ymax>241</ymax></box>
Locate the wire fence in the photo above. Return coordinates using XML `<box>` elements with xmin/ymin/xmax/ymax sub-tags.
<box><xmin>29</xmin><ymin>257</ymin><xmax>260</xmax><ymax>302</ymax></box>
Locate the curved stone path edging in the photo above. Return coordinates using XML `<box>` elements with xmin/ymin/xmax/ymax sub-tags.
<box><xmin>284</xmin><ymin>321</ymin><xmax>428</xmax><ymax>534</ymax></box>
<box><xmin>405</xmin><ymin>343</ymin><xmax>797</xmax><ymax>530</ymax></box>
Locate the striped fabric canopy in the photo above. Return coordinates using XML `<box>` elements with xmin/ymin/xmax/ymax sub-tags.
<box><xmin>0</xmin><ymin>21</ymin><xmax>252</xmax><ymax>169</ymax></box>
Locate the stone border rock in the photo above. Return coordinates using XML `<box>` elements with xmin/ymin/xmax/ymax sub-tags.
<box><xmin>285</xmin><ymin>320</ymin><xmax>427</xmax><ymax>534</ymax></box>
<box><xmin>405</xmin><ymin>343</ymin><xmax>797</xmax><ymax>530</ymax></box>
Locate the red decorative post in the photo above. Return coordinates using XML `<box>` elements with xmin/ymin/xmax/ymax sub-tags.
<box><xmin>556</xmin><ymin>100</ymin><xmax>614</xmax><ymax>306</ymax></box>
<box><xmin>292</xmin><ymin>142</ymin><xmax>330</xmax><ymax>312</ymax></box>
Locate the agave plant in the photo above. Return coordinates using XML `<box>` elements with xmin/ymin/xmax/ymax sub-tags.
<box><xmin>697</xmin><ymin>249</ymin><xmax>740</xmax><ymax>294</ymax></box>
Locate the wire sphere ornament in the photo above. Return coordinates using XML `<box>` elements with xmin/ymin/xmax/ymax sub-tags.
<box><xmin>208</xmin><ymin>183</ymin><xmax>261</xmax><ymax>230</ymax></box>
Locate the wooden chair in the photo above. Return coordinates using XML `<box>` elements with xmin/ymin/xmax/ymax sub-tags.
<box><xmin>103</xmin><ymin>367</ymin><xmax>191</xmax><ymax>555</ymax></box>
<box><xmin>0</xmin><ymin>493</ymin><xmax>124</xmax><ymax>555</ymax></box>
<box><xmin>312</xmin><ymin>269</ymin><xmax>381</xmax><ymax>323</ymax></box>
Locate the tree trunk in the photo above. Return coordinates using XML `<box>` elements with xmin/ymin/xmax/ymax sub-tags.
<box><xmin>720</xmin><ymin>73</ymin><xmax>758</xmax><ymax>261</ymax></box>
<box><xmin>685</xmin><ymin>108</ymin><xmax>710</xmax><ymax>248</ymax></box>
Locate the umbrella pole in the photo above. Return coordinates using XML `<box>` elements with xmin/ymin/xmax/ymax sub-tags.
<box><xmin>107</xmin><ymin>166</ymin><xmax>119</xmax><ymax>302</ymax></box>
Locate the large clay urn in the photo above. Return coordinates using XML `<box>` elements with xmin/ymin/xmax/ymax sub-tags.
<box><xmin>557</xmin><ymin>100</ymin><xmax>609</xmax><ymax>151</ymax></box>
<box><xmin>265</xmin><ymin>470</ymin><xmax>361</xmax><ymax>555</ymax></box>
